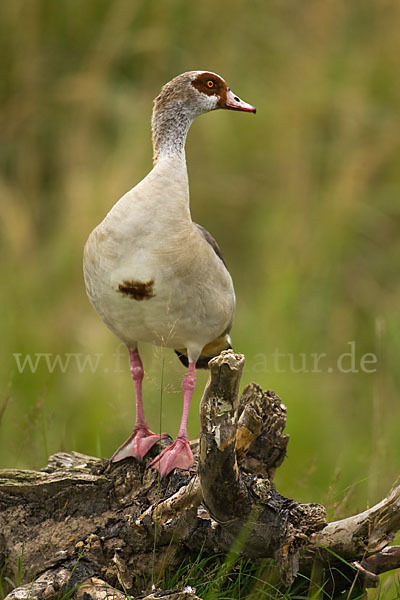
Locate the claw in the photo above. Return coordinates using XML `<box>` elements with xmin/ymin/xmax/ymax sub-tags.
<box><xmin>149</xmin><ymin>436</ymin><xmax>194</xmax><ymax>477</ymax></box>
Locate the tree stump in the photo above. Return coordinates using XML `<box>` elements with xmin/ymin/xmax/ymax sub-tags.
<box><xmin>1</xmin><ymin>351</ymin><xmax>399</xmax><ymax>599</ymax></box>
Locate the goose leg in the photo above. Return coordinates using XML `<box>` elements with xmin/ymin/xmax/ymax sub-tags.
<box><xmin>111</xmin><ymin>348</ymin><xmax>167</xmax><ymax>462</ymax></box>
<box><xmin>150</xmin><ymin>361</ymin><xmax>195</xmax><ymax>476</ymax></box>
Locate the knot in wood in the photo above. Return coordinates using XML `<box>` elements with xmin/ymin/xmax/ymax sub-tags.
<box><xmin>250</xmin><ymin>477</ymin><xmax>272</xmax><ymax>503</ymax></box>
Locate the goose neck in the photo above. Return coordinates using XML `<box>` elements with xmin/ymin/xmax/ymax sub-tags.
<box><xmin>152</xmin><ymin>105</ymin><xmax>193</xmax><ymax>164</ymax></box>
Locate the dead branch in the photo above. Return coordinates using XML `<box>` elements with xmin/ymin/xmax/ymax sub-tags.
<box><xmin>0</xmin><ymin>350</ymin><xmax>398</xmax><ymax>600</ymax></box>
<box><xmin>310</xmin><ymin>484</ymin><xmax>400</xmax><ymax>558</ymax></box>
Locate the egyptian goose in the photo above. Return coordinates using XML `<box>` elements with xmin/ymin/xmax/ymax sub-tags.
<box><xmin>83</xmin><ymin>71</ymin><xmax>255</xmax><ymax>476</ymax></box>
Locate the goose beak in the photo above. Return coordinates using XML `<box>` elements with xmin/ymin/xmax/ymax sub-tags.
<box><xmin>224</xmin><ymin>88</ymin><xmax>256</xmax><ymax>113</ymax></box>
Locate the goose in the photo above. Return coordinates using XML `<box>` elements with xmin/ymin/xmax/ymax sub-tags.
<box><xmin>83</xmin><ymin>71</ymin><xmax>256</xmax><ymax>477</ymax></box>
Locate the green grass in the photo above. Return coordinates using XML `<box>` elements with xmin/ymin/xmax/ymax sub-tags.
<box><xmin>0</xmin><ymin>510</ymin><xmax>399</xmax><ymax>599</ymax></box>
<box><xmin>160</xmin><ymin>552</ymin><xmax>400</xmax><ymax>599</ymax></box>
<box><xmin>1</xmin><ymin>0</ymin><xmax>400</xmax><ymax>596</ymax></box>
<box><xmin>2</xmin><ymin>551</ymin><xmax>399</xmax><ymax>600</ymax></box>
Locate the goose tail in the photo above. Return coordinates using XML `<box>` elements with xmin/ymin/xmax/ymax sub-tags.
<box><xmin>175</xmin><ymin>334</ymin><xmax>232</xmax><ymax>369</ymax></box>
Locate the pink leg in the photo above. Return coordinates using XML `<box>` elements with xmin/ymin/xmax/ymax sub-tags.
<box><xmin>150</xmin><ymin>361</ymin><xmax>196</xmax><ymax>477</ymax></box>
<box><xmin>111</xmin><ymin>348</ymin><xmax>167</xmax><ymax>462</ymax></box>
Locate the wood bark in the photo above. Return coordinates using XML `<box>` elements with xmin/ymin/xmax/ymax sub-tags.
<box><xmin>0</xmin><ymin>350</ymin><xmax>399</xmax><ymax>600</ymax></box>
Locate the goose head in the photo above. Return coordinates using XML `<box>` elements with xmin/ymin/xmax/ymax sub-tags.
<box><xmin>152</xmin><ymin>71</ymin><xmax>256</xmax><ymax>162</ymax></box>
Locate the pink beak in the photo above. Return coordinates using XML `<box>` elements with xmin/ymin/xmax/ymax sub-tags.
<box><xmin>225</xmin><ymin>88</ymin><xmax>256</xmax><ymax>113</ymax></box>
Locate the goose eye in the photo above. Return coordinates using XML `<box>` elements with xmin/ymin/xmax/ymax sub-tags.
<box><xmin>207</xmin><ymin>80</ymin><xmax>214</xmax><ymax>88</ymax></box>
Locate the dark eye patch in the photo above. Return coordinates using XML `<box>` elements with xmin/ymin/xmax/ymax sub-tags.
<box><xmin>191</xmin><ymin>72</ymin><xmax>225</xmax><ymax>97</ymax></box>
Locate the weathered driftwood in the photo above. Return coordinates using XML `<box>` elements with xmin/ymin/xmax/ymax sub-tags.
<box><xmin>0</xmin><ymin>351</ymin><xmax>399</xmax><ymax>600</ymax></box>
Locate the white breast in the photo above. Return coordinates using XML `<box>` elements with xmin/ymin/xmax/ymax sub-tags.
<box><xmin>83</xmin><ymin>155</ymin><xmax>235</xmax><ymax>362</ymax></box>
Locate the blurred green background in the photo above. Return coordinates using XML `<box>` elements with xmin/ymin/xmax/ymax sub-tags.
<box><xmin>1</xmin><ymin>0</ymin><xmax>400</xmax><ymax>530</ymax></box>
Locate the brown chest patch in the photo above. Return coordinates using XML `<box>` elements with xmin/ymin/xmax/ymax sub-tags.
<box><xmin>118</xmin><ymin>279</ymin><xmax>155</xmax><ymax>301</ymax></box>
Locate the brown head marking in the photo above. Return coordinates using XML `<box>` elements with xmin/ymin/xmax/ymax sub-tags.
<box><xmin>118</xmin><ymin>279</ymin><xmax>155</xmax><ymax>301</ymax></box>
<box><xmin>191</xmin><ymin>72</ymin><xmax>256</xmax><ymax>113</ymax></box>
<box><xmin>191</xmin><ymin>72</ymin><xmax>228</xmax><ymax>108</ymax></box>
